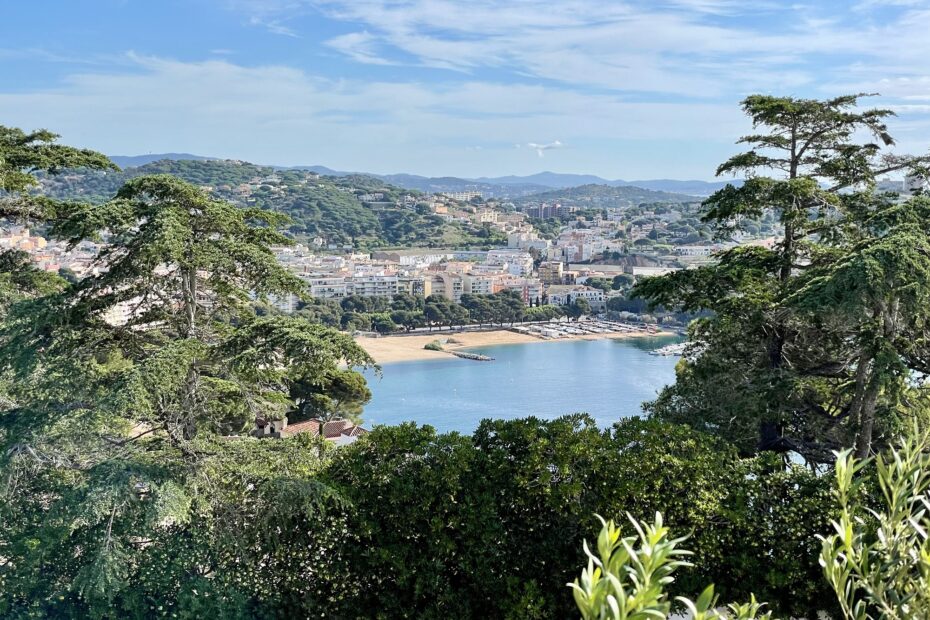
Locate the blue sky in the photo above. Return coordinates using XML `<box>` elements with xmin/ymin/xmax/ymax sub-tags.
<box><xmin>2</xmin><ymin>0</ymin><xmax>930</xmax><ymax>179</ymax></box>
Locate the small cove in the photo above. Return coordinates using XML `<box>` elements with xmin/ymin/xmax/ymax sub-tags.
<box><xmin>363</xmin><ymin>335</ymin><xmax>681</xmax><ymax>434</ymax></box>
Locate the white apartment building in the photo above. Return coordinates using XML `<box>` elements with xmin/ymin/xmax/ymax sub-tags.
<box><xmin>443</xmin><ymin>191</ymin><xmax>482</xmax><ymax>202</ymax></box>
<box><xmin>674</xmin><ymin>245</ymin><xmax>715</xmax><ymax>257</ymax></box>
<box><xmin>486</xmin><ymin>250</ymin><xmax>534</xmax><ymax>277</ymax></box>
<box><xmin>464</xmin><ymin>274</ymin><xmax>497</xmax><ymax>295</ymax></box>
<box><xmin>371</xmin><ymin>250</ymin><xmax>455</xmax><ymax>267</ymax></box>
<box><xmin>630</xmin><ymin>266</ymin><xmax>679</xmax><ymax>278</ymax></box>
<box><xmin>561</xmin><ymin>245</ymin><xmax>582</xmax><ymax>263</ymax></box>
<box><xmin>476</xmin><ymin>209</ymin><xmax>499</xmax><ymax>223</ymax></box>
<box><xmin>268</xmin><ymin>293</ymin><xmax>299</xmax><ymax>314</ymax></box>
<box><xmin>546</xmin><ymin>285</ymin><xmax>605</xmax><ymax>307</ymax></box>
<box><xmin>306</xmin><ymin>276</ymin><xmax>351</xmax><ymax>298</ymax></box>
<box><xmin>470</xmin><ymin>263</ymin><xmax>508</xmax><ymax>276</ymax></box>
<box><xmin>350</xmin><ymin>274</ymin><xmax>399</xmax><ymax>297</ymax></box>
<box><xmin>508</xmin><ymin>232</ymin><xmax>533</xmax><ymax>247</ymax></box>
<box><xmin>499</xmin><ymin>278</ymin><xmax>544</xmax><ymax>305</ymax></box>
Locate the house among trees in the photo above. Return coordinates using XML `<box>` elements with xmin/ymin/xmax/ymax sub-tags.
<box><xmin>252</xmin><ymin>416</ymin><xmax>369</xmax><ymax>445</ymax></box>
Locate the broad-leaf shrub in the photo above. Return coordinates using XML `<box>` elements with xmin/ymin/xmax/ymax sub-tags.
<box><xmin>570</xmin><ymin>513</ymin><xmax>771</xmax><ymax>619</ymax></box>
<box><xmin>820</xmin><ymin>428</ymin><xmax>930</xmax><ymax>619</ymax></box>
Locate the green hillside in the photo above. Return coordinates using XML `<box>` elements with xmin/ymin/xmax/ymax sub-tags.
<box><xmin>35</xmin><ymin>159</ymin><xmax>505</xmax><ymax>249</ymax></box>
<box><xmin>515</xmin><ymin>183</ymin><xmax>699</xmax><ymax>208</ymax></box>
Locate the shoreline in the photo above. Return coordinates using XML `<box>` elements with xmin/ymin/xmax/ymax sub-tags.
<box><xmin>356</xmin><ymin>327</ymin><xmax>677</xmax><ymax>364</ymax></box>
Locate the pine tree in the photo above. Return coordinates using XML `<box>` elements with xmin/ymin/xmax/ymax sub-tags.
<box><xmin>634</xmin><ymin>94</ymin><xmax>930</xmax><ymax>463</ymax></box>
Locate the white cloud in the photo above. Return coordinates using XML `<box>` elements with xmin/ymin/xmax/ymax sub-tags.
<box><xmin>0</xmin><ymin>54</ymin><xmax>748</xmax><ymax>177</ymax></box>
<box><xmin>9</xmin><ymin>0</ymin><xmax>930</xmax><ymax>178</ymax></box>
<box><xmin>324</xmin><ymin>31</ymin><xmax>396</xmax><ymax>65</ymax></box>
<box><xmin>526</xmin><ymin>140</ymin><xmax>563</xmax><ymax>157</ymax></box>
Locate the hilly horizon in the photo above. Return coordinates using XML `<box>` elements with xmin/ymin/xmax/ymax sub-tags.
<box><xmin>108</xmin><ymin>153</ymin><xmax>739</xmax><ymax>197</ymax></box>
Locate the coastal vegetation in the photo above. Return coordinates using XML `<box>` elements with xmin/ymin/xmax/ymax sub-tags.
<box><xmin>2</xmin><ymin>92</ymin><xmax>930</xmax><ymax>618</ymax></box>
<box><xmin>296</xmin><ymin>289</ymin><xmax>573</xmax><ymax>334</ymax></box>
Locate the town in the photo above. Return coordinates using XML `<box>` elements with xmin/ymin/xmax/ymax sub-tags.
<box><xmin>4</xmin><ymin>162</ymin><xmax>781</xmax><ymax>331</ymax></box>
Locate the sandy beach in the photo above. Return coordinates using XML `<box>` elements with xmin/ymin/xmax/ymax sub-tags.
<box><xmin>357</xmin><ymin>327</ymin><xmax>674</xmax><ymax>364</ymax></box>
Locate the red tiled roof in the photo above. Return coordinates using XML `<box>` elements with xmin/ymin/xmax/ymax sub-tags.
<box><xmin>279</xmin><ymin>418</ymin><xmax>368</xmax><ymax>441</ymax></box>
<box><xmin>322</xmin><ymin>419</ymin><xmax>351</xmax><ymax>439</ymax></box>
<box><xmin>282</xmin><ymin>420</ymin><xmax>320</xmax><ymax>437</ymax></box>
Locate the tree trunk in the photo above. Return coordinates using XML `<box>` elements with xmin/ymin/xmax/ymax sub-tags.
<box><xmin>770</xmin><ymin>136</ymin><xmax>798</xmax><ymax>363</ymax></box>
<box><xmin>779</xmin><ymin>221</ymin><xmax>794</xmax><ymax>284</ymax></box>
<box><xmin>854</xmin><ymin>376</ymin><xmax>880</xmax><ymax>460</ymax></box>
<box><xmin>181</xmin><ymin>266</ymin><xmax>197</xmax><ymax>338</ymax></box>
<box><xmin>853</xmin><ymin>303</ymin><xmax>897</xmax><ymax>460</ymax></box>
<box><xmin>180</xmin><ymin>364</ymin><xmax>200</xmax><ymax>441</ymax></box>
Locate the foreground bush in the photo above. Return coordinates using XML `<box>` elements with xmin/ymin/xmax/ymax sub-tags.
<box><xmin>571</xmin><ymin>514</ymin><xmax>770</xmax><ymax>619</ymax></box>
<box><xmin>1</xmin><ymin>417</ymin><xmax>838</xmax><ymax>618</ymax></box>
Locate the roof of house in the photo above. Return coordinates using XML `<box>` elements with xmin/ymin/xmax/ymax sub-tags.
<box><xmin>280</xmin><ymin>418</ymin><xmax>368</xmax><ymax>440</ymax></box>
<box><xmin>282</xmin><ymin>419</ymin><xmax>321</xmax><ymax>437</ymax></box>
<box><xmin>345</xmin><ymin>425</ymin><xmax>369</xmax><ymax>437</ymax></box>
<box><xmin>255</xmin><ymin>418</ymin><xmax>368</xmax><ymax>441</ymax></box>
<box><xmin>322</xmin><ymin>419</ymin><xmax>351</xmax><ymax>438</ymax></box>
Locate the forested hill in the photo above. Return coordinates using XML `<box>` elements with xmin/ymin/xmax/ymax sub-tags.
<box><xmin>34</xmin><ymin>159</ymin><xmax>506</xmax><ymax>249</ymax></box>
<box><xmin>516</xmin><ymin>183</ymin><xmax>698</xmax><ymax>208</ymax></box>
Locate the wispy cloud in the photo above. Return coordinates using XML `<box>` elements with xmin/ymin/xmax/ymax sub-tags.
<box><xmin>325</xmin><ymin>31</ymin><xmax>396</xmax><ymax>65</ymax></box>
<box><xmin>249</xmin><ymin>15</ymin><xmax>298</xmax><ymax>36</ymax></box>
<box><xmin>309</xmin><ymin>0</ymin><xmax>822</xmax><ymax>95</ymax></box>
<box><xmin>224</xmin><ymin>0</ymin><xmax>930</xmax><ymax>103</ymax></box>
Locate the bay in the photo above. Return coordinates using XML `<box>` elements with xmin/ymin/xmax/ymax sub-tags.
<box><xmin>363</xmin><ymin>335</ymin><xmax>681</xmax><ymax>434</ymax></box>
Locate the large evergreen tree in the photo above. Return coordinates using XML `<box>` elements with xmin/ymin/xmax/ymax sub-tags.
<box><xmin>0</xmin><ymin>162</ymin><xmax>373</xmax><ymax>612</ymax></box>
<box><xmin>0</xmin><ymin>125</ymin><xmax>116</xmax><ymax>220</ymax></box>
<box><xmin>634</xmin><ymin>94</ymin><xmax>930</xmax><ymax>463</ymax></box>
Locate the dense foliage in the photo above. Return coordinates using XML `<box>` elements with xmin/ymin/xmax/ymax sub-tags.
<box><xmin>1</xmin><ymin>415</ymin><xmax>839</xmax><ymax>618</ymax></box>
<box><xmin>0</xmin><ymin>130</ymin><xmax>375</xmax><ymax>617</ymax></box>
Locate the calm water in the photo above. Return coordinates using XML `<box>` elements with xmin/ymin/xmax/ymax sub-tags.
<box><xmin>363</xmin><ymin>336</ymin><xmax>680</xmax><ymax>434</ymax></box>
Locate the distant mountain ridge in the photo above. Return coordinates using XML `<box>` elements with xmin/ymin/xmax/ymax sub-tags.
<box><xmin>110</xmin><ymin>153</ymin><xmax>740</xmax><ymax>197</ymax></box>
<box><xmin>109</xmin><ymin>153</ymin><xmax>216</xmax><ymax>169</ymax></box>
<box><xmin>475</xmin><ymin>172</ymin><xmax>609</xmax><ymax>187</ymax></box>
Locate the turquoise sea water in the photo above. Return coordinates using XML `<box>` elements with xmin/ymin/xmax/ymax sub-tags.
<box><xmin>363</xmin><ymin>335</ymin><xmax>681</xmax><ymax>434</ymax></box>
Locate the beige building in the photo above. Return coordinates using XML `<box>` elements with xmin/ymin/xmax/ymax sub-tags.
<box><xmin>538</xmin><ymin>261</ymin><xmax>564</xmax><ymax>285</ymax></box>
<box><xmin>429</xmin><ymin>272</ymin><xmax>465</xmax><ymax>302</ymax></box>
